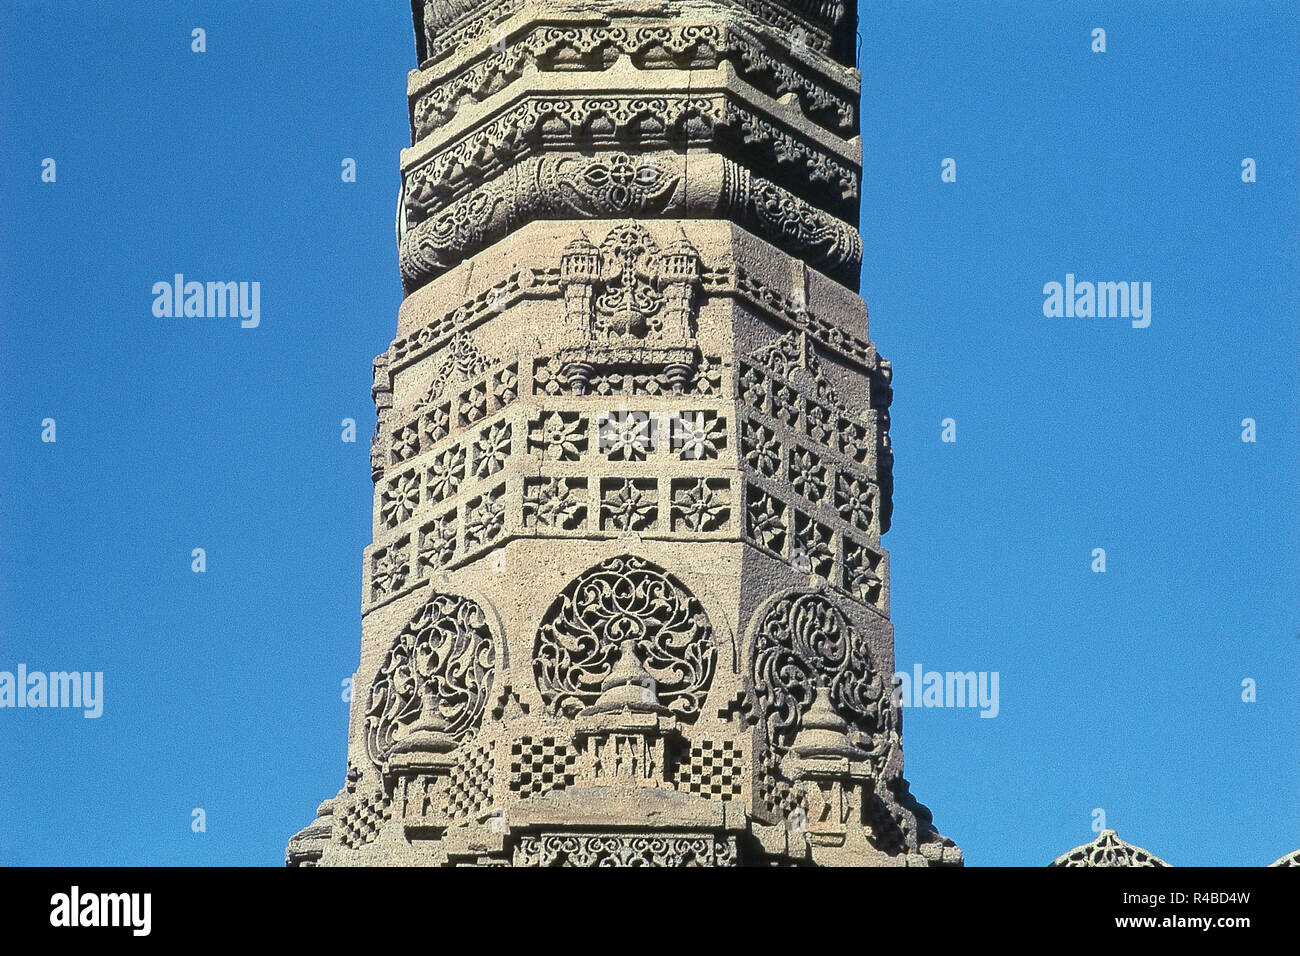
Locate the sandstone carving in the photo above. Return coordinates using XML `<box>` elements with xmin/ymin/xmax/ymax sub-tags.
<box><xmin>288</xmin><ymin>0</ymin><xmax>957</xmax><ymax>866</ymax></box>
<box><xmin>1049</xmin><ymin>830</ymin><xmax>1171</xmax><ymax>868</ymax></box>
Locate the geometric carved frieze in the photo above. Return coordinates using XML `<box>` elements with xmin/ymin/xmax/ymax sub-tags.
<box><xmin>401</xmin><ymin>89</ymin><xmax>859</xmax><ymax>214</ymax></box>
<box><xmin>410</xmin><ymin>20</ymin><xmax>859</xmax><ymax>140</ymax></box>
<box><xmin>508</xmin><ymin>736</ymin><xmax>580</xmax><ymax>800</ymax></box>
<box><xmin>388</xmin><ymin>360</ymin><xmax>518</xmax><ymax>469</ymax></box>
<box><xmin>736</xmin><ymin>330</ymin><xmax>892</xmax><ymax>539</ymax></box>
<box><xmin>533</xmin><ymin>555</ymin><xmax>716</xmax><ymax>720</ymax></box>
<box><xmin>742</xmin><ymin>478</ymin><xmax>888</xmax><ymax>615</ymax></box>
<box><xmin>415</xmin><ymin>1</ymin><xmax>848</xmax><ymax>69</ymax></box>
<box><xmin>383</xmin><ymin>256</ymin><xmax>876</xmax><ymax>386</ymax></box>
<box><xmin>668</xmin><ymin>738</ymin><xmax>746</xmax><ymax>801</ymax></box>
<box><xmin>533</xmin><ymin>353</ymin><xmax>726</xmax><ymax>399</ymax></box>
<box><xmin>370</xmin><ymin>395</ymin><xmax>754</xmax><ymax>593</ymax></box>
<box><xmin>336</xmin><ymin>789</ymin><xmax>393</xmax><ymax>850</ymax></box>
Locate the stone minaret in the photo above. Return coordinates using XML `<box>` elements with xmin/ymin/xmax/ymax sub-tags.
<box><xmin>287</xmin><ymin>0</ymin><xmax>960</xmax><ymax>866</ymax></box>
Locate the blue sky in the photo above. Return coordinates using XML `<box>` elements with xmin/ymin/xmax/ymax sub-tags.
<box><xmin>1</xmin><ymin>1</ymin><xmax>1295</xmax><ymax>866</ymax></box>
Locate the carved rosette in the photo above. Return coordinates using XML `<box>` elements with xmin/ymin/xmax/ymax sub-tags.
<box><xmin>364</xmin><ymin>592</ymin><xmax>496</xmax><ymax>768</ymax></box>
<box><xmin>533</xmin><ymin>556</ymin><xmax>715</xmax><ymax>720</ymax></box>
<box><xmin>750</xmin><ymin>591</ymin><xmax>891</xmax><ymax>767</ymax></box>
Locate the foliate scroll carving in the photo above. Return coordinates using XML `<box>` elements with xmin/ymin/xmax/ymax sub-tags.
<box><xmin>746</xmin><ymin>179</ymin><xmax>861</xmax><ymax>281</ymax></box>
<box><xmin>512</xmin><ymin>832</ymin><xmax>739</xmax><ymax>867</ymax></box>
<box><xmin>364</xmin><ymin>593</ymin><xmax>496</xmax><ymax>768</ymax></box>
<box><xmin>399</xmin><ymin>152</ymin><xmax>861</xmax><ymax>290</ymax></box>
<box><xmin>533</xmin><ymin>556</ymin><xmax>715</xmax><ymax>720</ymax></box>
<box><xmin>751</xmin><ymin>591</ymin><xmax>891</xmax><ymax>767</ymax></box>
<box><xmin>1049</xmin><ymin>830</ymin><xmax>1171</xmax><ymax>868</ymax></box>
<box><xmin>418</xmin><ymin>0</ymin><xmax>484</xmax><ymax>33</ymax></box>
<box><xmin>560</xmin><ymin>153</ymin><xmax>681</xmax><ymax>217</ymax></box>
<box><xmin>421</xmin><ymin>331</ymin><xmax>491</xmax><ymax>405</ymax></box>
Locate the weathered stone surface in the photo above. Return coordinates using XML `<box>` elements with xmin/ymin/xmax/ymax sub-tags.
<box><xmin>287</xmin><ymin>0</ymin><xmax>956</xmax><ymax>866</ymax></box>
<box><xmin>1049</xmin><ymin>830</ymin><xmax>1171</xmax><ymax>868</ymax></box>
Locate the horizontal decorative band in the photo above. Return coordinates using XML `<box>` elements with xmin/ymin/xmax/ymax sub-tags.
<box><xmin>399</xmin><ymin>152</ymin><xmax>861</xmax><ymax>291</ymax></box>
<box><xmin>410</xmin><ymin>20</ymin><xmax>858</xmax><ymax>139</ymax></box>
<box><xmin>416</xmin><ymin>0</ymin><xmax>846</xmax><ymax>68</ymax></box>
<box><xmin>401</xmin><ymin>90</ymin><xmax>860</xmax><ymax>224</ymax></box>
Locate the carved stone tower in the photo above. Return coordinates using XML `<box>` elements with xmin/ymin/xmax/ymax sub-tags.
<box><xmin>287</xmin><ymin>0</ymin><xmax>961</xmax><ymax>866</ymax></box>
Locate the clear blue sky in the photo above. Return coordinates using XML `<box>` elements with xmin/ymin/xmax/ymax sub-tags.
<box><xmin>1</xmin><ymin>1</ymin><xmax>1295</xmax><ymax>866</ymax></box>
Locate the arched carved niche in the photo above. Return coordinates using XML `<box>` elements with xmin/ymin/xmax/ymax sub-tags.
<box><xmin>364</xmin><ymin>591</ymin><xmax>496</xmax><ymax>767</ymax></box>
<box><xmin>533</xmin><ymin>555</ymin><xmax>716</xmax><ymax>720</ymax></box>
<box><xmin>749</xmin><ymin>589</ymin><xmax>891</xmax><ymax>766</ymax></box>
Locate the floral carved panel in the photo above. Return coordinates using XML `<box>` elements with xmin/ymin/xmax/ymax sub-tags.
<box><xmin>533</xmin><ymin>555</ymin><xmax>716</xmax><ymax>719</ymax></box>
<box><xmin>364</xmin><ymin>592</ymin><xmax>496</xmax><ymax>767</ymax></box>
<box><xmin>750</xmin><ymin>590</ymin><xmax>890</xmax><ymax>762</ymax></box>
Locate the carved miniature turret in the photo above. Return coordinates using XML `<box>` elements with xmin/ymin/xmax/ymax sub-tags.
<box><xmin>582</xmin><ymin>641</ymin><xmax>674</xmax><ymax>718</ymax></box>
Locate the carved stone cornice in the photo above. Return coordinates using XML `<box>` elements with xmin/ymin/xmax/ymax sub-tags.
<box><xmin>413</xmin><ymin>0</ymin><xmax>852</xmax><ymax>69</ymax></box>
<box><xmin>400</xmin><ymin>84</ymin><xmax>861</xmax><ymax>225</ymax></box>
<box><xmin>409</xmin><ymin>19</ymin><xmax>859</xmax><ymax>139</ymax></box>
<box><xmin>399</xmin><ymin>151</ymin><xmax>861</xmax><ymax>291</ymax></box>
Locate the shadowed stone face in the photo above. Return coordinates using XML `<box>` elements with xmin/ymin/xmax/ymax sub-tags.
<box><xmin>285</xmin><ymin>0</ymin><xmax>960</xmax><ymax>868</ymax></box>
